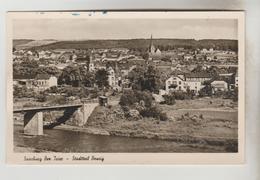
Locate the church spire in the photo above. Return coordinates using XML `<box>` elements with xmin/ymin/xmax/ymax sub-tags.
<box><xmin>148</xmin><ymin>34</ymin><xmax>156</xmax><ymax>53</ymax></box>
<box><xmin>150</xmin><ymin>34</ymin><xmax>153</xmax><ymax>48</ymax></box>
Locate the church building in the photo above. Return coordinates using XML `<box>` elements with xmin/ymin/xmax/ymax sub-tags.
<box><xmin>147</xmin><ymin>35</ymin><xmax>162</xmax><ymax>58</ymax></box>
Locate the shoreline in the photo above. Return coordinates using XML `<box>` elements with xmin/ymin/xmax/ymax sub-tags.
<box><xmin>53</xmin><ymin>124</ymin><xmax>237</xmax><ymax>147</ymax></box>
<box><xmin>14</xmin><ymin>121</ymin><xmax>237</xmax><ymax>145</ymax></box>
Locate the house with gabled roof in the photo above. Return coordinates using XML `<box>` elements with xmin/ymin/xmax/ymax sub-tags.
<box><xmin>13</xmin><ymin>73</ymin><xmax>57</xmax><ymax>91</ymax></box>
<box><xmin>211</xmin><ymin>80</ymin><xmax>228</xmax><ymax>93</ymax></box>
<box><xmin>165</xmin><ymin>71</ymin><xmax>211</xmax><ymax>95</ymax></box>
<box><xmin>34</xmin><ymin>74</ymin><xmax>58</xmax><ymax>90</ymax></box>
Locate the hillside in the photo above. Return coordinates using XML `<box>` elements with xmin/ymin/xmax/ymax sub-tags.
<box><xmin>13</xmin><ymin>39</ymin><xmax>34</xmax><ymax>47</ymax></box>
<box><xmin>13</xmin><ymin>39</ymin><xmax>57</xmax><ymax>50</ymax></box>
<box><xmin>14</xmin><ymin>39</ymin><xmax>238</xmax><ymax>52</ymax></box>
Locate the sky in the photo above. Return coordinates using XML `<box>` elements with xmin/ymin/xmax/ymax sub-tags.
<box><xmin>13</xmin><ymin>18</ymin><xmax>238</xmax><ymax>40</ymax></box>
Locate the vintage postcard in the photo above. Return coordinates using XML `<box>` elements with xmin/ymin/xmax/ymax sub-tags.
<box><xmin>6</xmin><ymin>11</ymin><xmax>245</xmax><ymax>164</ymax></box>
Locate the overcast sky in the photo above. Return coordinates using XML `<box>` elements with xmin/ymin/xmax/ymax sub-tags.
<box><xmin>13</xmin><ymin>18</ymin><xmax>238</xmax><ymax>40</ymax></box>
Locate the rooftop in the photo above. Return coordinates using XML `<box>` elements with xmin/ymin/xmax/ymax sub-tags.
<box><xmin>185</xmin><ymin>73</ymin><xmax>212</xmax><ymax>78</ymax></box>
<box><xmin>35</xmin><ymin>74</ymin><xmax>51</xmax><ymax>80</ymax></box>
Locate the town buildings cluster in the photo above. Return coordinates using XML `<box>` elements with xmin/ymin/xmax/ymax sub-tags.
<box><xmin>13</xmin><ymin>35</ymin><xmax>238</xmax><ymax>97</ymax></box>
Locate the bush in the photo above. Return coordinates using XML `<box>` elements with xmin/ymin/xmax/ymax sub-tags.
<box><xmin>223</xmin><ymin>88</ymin><xmax>238</xmax><ymax>102</ymax></box>
<box><xmin>140</xmin><ymin>106</ymin><xmax>168</xmax><ymax>121</ymax></box>
<box><xmin>135</xmin><ymin>90</ymin><xmax>153</xmax><ymax>107</ymax></box>
<box><xmin>13</xmin><ymin>85</ymin><xmax>37</xmax><ymax>98</ymax></box>
<box><xmin>162</xmin><ymin>94</ymin><xmax>176</xmax><ymax>105</ymax></box>
<box><xmin>198</xmin><ymin>85</ymin><xmax>212</xmax><ymax>97</ymax></box>
<box><xmin>36</xmin><ymin>93</ymin><xmax>47</xmax><ymax>102</ymax></box>
<box><xmin>119</xmin><ymin>90</ymin><xmax>153</xmax><ymax>108</ymax></box>
<box><xmin>159</xmin><ymin>112</ymin><xmax>168</xmax><ymax>121</ymax></box>
<box><xmin>23</xmin><ymin>102</ymin><xmax>36</xmax><ymax>108</ymax></box>
<box><xmin>119</xmin><ymin>90</ymin><xmax>138</xmax><ymax>107</ymax></box>
<box><xmin>48</xmin><ymin>95</ymin><xmax>66</xmax><ymax>105</ymax></box>
<box><xmin>79</xmin><ymin>88</ymin><xmax>89</xmax><ymax>98</ymax></box>
<box><xmin>214</xmin><ymin>90</ymin><xmax>226</xmax><ymax>98</ymax></box>
<box><xmin>165</xmin><ymin>91</ymin><xmax>193</xmax><ymax>100</ymax></box>
<box><xmin>89</xmin><ymin>88</ymin><xmax>99</xmax><ymax>99</ymax></box>
<box><xmin>120</xmin><ymin>90</ymin><xmax>168</xmax><ymax>121</ymax></box>
<box><xmin>233</xmin><ymin>88</ymin><xmax>238</xmax><ymax>102</ymax></box>
<box><xmin>47</xmin><ymin>86</ymin><xmax>59</xmax><ymax>93</ymax></box>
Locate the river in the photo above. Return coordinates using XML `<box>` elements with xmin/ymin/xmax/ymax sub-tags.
<box><xmin>14</xmin><ymin>124</ymin><xmax>224</xmax><ymax>153</ymax></box>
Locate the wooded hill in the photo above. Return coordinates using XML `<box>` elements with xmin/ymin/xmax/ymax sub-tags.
<box><xmin>14</xmin><ymin>39</ymin><xmax>238</xmax><ymax>52</ymax></box>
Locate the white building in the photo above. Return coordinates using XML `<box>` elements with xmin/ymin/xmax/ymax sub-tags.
<box><xmin>235</xmin><ymin>72</ymin><xmax>238</xmax><ymax>87</ymax></box>
<box><xmin>13</xmin><ymin>74</ymin><xmax>58</xmax><ymax>91</ymax></box>
<box><xmin>89</xmin><ymin>62</ymin><xmax>95</xmax><ymax>72</ymax></box>
<box><xmin>165</xmin><ymin>75</ymin><xmax>185</xmax><ymax>92</ymax></box>
<box><xmin>165</xmin><ymin>74</ymin><xmax>207</xmax><ymax>95</ymax></box>
<box><xmin>211</xmin><ymin>80</ymin><xmax>228</xmax><ymax>93</ymax></box>
<box><xmin>183</xmin><ymin>81</ymin><xmax>204</xmax><ymax>94</ymax></box>
<box><xmin>184</xmin><ymin>54</ymin><xmax>193</xmax><ymax>61</ymax></box>
<box><xmin>107</xmin><ymin>67</ymin><xmax>117</xmax><ymax>87</ymax></box>
<box><xmin>34</xmin><ymin>74</ymin><xmax>58</xmax><ymax>90</ymax></box>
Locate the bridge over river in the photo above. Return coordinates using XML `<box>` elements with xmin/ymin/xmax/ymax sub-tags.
<box><xmin>13</xmin><ymin>102</ymin><xmax>99</xmax><ymax>136</ymax></box>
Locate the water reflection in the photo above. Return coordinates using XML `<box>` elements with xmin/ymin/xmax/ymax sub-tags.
<box><xmin>14</xmin><ymin>125</ymin><xmax>224</xmax><ymax>153</ymax></box>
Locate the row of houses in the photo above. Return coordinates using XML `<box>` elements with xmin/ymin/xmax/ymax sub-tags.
<box><xmin>165</xmin><ymin>71</ymin><xmax>238</xmax><ymax>95</ymax></box>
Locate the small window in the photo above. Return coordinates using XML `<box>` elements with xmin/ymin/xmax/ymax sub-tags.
<box><xmin>179</xmin><ymin>81</ymin><xmax>181</xmax><ymax>85</ymax></box>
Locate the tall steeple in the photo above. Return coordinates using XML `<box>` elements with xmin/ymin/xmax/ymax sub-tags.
<box><xmin>149</xmin><ymin>34</ymin><xmax>156</xmax><ymax>53</ymax></box>
<box><xmin>149</xmin><ymin>34</ymin><xmax>153</xmax><ymax>50</ymax></box>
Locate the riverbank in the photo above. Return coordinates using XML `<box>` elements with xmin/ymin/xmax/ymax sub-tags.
<box><xmin>14</xmin><ymin>146</ymin><xmax>52</xmax><ymax>153</ymax></box>
<box><xmin>14</xmin><ymin>116</ymin><xmax>237</xmax><ymax>152</ymax></box>
<box><xmin>54</xmin><ymin>123</ymin><xmax>237</xmax><ymax>152</ymax></box>
<box><xmin>13</xmin><ymin>98</ymin><xmax>238</xmax><ymax>152</ymax></box>
<box><xmin>83</xmin><ymin>98</ymin><xmax>238</xmax><ymax>152</ymax></box>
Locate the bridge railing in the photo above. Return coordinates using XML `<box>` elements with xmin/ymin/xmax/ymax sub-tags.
<box><xmin>13</xmin><ymin>99</ymin><xmax>100</xmax><ymax>113</ymax></box>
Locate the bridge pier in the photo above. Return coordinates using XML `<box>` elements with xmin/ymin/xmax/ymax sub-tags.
<box><xmin>13</xmin><ymin>103</ymin><xmax>99</xmax><ymax>135</ymax></box>
<box><xmin>81</xmin><ymin>103</ymin><xmax>99</xmax><ymax>126</ymax></box>
<box><xmin>24</xmin><ymin>111</ymin><xmax>43</xmax><ymax>135</ymax></box>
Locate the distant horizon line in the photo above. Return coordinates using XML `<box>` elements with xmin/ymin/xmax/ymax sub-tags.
<box><xmin>13</xmin><ymin>38</ymin><xmax>238</xmax><ymax>41</ymax></box>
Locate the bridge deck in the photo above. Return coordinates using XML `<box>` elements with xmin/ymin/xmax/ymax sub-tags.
<box><xmin>13</xmin><ymin>104</ymin><xmax>83</xmax><ymax>113</ymax></box>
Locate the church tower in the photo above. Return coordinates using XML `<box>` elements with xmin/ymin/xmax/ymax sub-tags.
<box><xmin>148</xmin><ymin>34</ymin><xmax>156</xmax><ymax>54</ymax></box>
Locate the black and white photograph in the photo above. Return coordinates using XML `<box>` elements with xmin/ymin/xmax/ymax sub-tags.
<box><xmin>6</xmin><ymin>11</ymin><xmax>245</xmax><ymax>164</ymax></box>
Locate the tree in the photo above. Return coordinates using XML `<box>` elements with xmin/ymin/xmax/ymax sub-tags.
<box><xmin>47</xmin><ymin>86</ymin><xmax>59</xmax><ymax>94</ymax></box>
<box><xmin>119</xmin><ymin>90</ymin><xmax>138</xmax><ymax>107</ymax></box>
<box><xmin>59</xmin><ymin>65</ymin><xmax>82</xmax><ymax>87</ymax></box>
<box><xmin>161</xmin><ymin>56</ymin><xmax>171</xmax><ymax>62</ymax></box>
<box><xmin>119</xmin><ymin>90</ymin><xmax>153</xmax><ymax>108</ymax></box>
<box><xmin>128</xmin><ymin>65</ymin><xmax>162</xmax><ymax>93</ymax></box>
<box><xmin>37</xmin><ymin>66</ymin><xmax>61</xmax><ymax>77</ymax></box>
<box><xmin>36</xmin><ymin>92</ymin><xmax>47</xmax><ymax>102</ymax></box>
<box><xmin>140</xmin><ymin>52</ymin><xmax>149</xmax><ymax>60</ymax></box>
<box><xmin>95</xmin><ymin>69</ymin><xmax>109</xmax><ymax>89</ymax></box>
<box><xmin>233</xmin><ymin>87</ymin><xmax>238</xmax><ymax>102</ymax></box>
<box><xmin>58</xmin><ymin>65</ymin><xmax>94</xmax><ymax>87</ymax></box>
<box><xmin>199</xmin><ymin>81</ymin><xmax>213</xmax><ymax>97</ymax></box>
<box><xmin>143</xmin><ymin>66</ymin><xmax>160</xmax><ymax>93</ymax></box>
<box><xmin>13</xmin><ymin>60</ymin><xmax>40</xmax><ymax>78</ymax></box>
<box><xmin>128</xmin><ymin>66</ymin><xmax>145</xmax><ymax>91</ymax></box>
